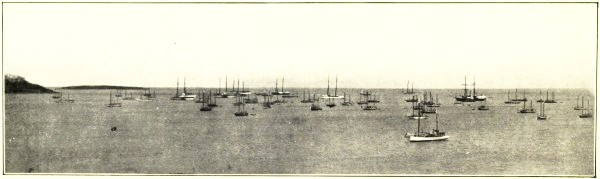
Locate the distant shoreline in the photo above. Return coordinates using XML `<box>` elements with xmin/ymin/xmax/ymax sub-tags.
<box><xmin>60</xmin><ymin>85</ymin><xmax>147</xmax><ymax>90</ymax></box>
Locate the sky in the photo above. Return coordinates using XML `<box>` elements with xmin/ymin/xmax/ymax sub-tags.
<box><xmin>2</xmin><ymin>3</ymin><xmax>597</xmax><ymax>90</ymax></box>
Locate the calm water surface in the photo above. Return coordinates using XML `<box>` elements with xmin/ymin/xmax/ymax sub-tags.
<box><xmin>4</xmin><ymin>88</ymin><xmax>595</xmax><ymax>175</ymax></box>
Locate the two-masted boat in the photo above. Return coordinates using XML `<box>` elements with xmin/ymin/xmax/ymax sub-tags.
<box><xmin>321</xmin><ymin>75</ymin><xmax>343</xmax><ymax>99</ymax></box>
<box><xmin>406</xmin><ymin>114</ymin><xmax>449</xmax><ymax>142</ymax></box>
<box><xmin>519</xmin><ymin>100</ymin><xmax>536</xmax><ymax>113</ymax></box>
<box><xmin>574</xmin><ymin>96</ymin><xmax>584</xmax><ymax>110</ymax></box>
<box><xmin>170</xmin><ymin>78</ymin><xmax>197</xmax><ymax>100</ymax></box>
<box><xmin>360</xmin><ymin>90</ymin><xmax>378</xmax><ymax>110</ymax></box>
<box><xmin>199</xmin><ymin>92</ymin><xmax>212</xmax><ymax>111</ymax></box>
<box><xmin>579</xmin><ymin>99</ymin><xmax>593</xmax><ymax>118</ymax></box>
<box><xmin>234</xmin><ymin>98</ymin><xmax>249</xmax><ymax>116</ymax></box>
<box><xmin>271</xmin><ymin>78</ymin><xmax>291</xmax><ymax>96</ymax></box>
<box><xmin>300</xmin><ymin>90</ymin><xmax>314</xmax><ymax>103</ymax></box>
<box><xmin>537</xmin><ymin>102</ymin><xmax>547</xmax><ymax>120</ymax></box>
<box><xmin>504</xmin><ymin>90</ymin><xmax>520</xmax><ymax>104</ymax></box>
<box><xmin>511</xmin><ymin>89</ymin><xmax>527</xmax><ymax>101</ymax></box>
<box><xmin>455</xmin><ymin>76</ymin><xmax>486</xmax><ymax>102</ymax></box>
<box><xmin>544</xmin><ymin>91</ymin><xmax>557</xmax><ymax>103</ymax></box>
<box><xmin>310</xmin><ymin>94</ymin><xmax>323</xmax><ymax>111</ymax></box>
<box><xmin>341</xmin><ymin>92</ymin><xmax>354</xmax><ymax>106</ymax></box>
<box><xmin>106</xmin><ymin>91</ymin><xmax>122</xmax><ymax>107</ymax></box>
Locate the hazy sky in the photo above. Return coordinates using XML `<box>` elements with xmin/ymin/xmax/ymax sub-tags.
<box><xmin>3</xmin><ymin>3</ymin><xmax>596</xmax><ymax>90</ymax></box>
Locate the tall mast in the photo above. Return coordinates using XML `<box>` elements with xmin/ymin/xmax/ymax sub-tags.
<box><xmin>225</xmin><ymin>76</ymin><xmax>228</xmax><ymax>92</ymax></box>
<box><xmin>406</xmin><ymin>81</ymin><xmax>409</xmax><ymax>92</ymax></box>
<box><xmin>327</xmin><ymin>76</ymin><xmax>330</xmax><ymax>96</ymax></box>
<box><xmin>282</xmin><ymin>78</ymin><xmax>285</xmax><ymax>92</ymax></box>
<box><xmin>463</xmin><ymin>76</ymin><xmax>468</xmax><ymax>97</ymax></box>
<box><xmin>232</xmin><ymin>79</ymin><xmax>235</xmax><ymax>93</ymax></box>
<box><xmin>219</xmin><ymin>79</ymin><xmax>222</xmax><ymax>94</ymax></box>
<box><xmin>237</xmin><ymin>78</ymin><xmax>240</xmax><ymax>93</ymax></box>
<box><xmin>183</xmin><ymin>77</ymin><xmax>187</xmax><ymax>94</ymax></box>
<box><xmin>175</xmin><ymin>78</ymin><xmax>179</xmax><ymax>97</ymax></box>
<box><xmin>472</xmin><ymin>76</ymin><xmax>476</xmax><ymax>96</ymax></box>
<box><xmin>275</xmin><ymin>79</ymin><xmax>278</xmax><ymax>93</ymax></box>
<box><xmin>334</xmin><ymin>75</ymin><xmax>338</xmax><ymax>96</ymax></box>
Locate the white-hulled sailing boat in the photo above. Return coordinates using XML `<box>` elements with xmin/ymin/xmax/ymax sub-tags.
<box><xmin>106</xmin><ymin>91</ymin><xmax>122</xmax><ymax>107</ymax></box>
<box><xmin>406</xmin><ymin>113</ymin><xmax>449</xmax><ymax>142</ymax></box>
<box><xmin>272</xmin><ymin>78</ymin><xmax>291</xmax><ymax>95</ymax></box>
<box><xmin>321</xmin><ymin>75</ymin><xmax>343</xmax><ymax>99</ymax></box>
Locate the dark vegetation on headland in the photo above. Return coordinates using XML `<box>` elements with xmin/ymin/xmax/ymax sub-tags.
<box><xmin>4</xmin><ymin>74</ymin><xmax>56</xmax><ymax>93</ymax></box>
<box><xmin>60</xmin><ymin>85</ymin><xmax>146</xmax><ymax>90</ymax></box>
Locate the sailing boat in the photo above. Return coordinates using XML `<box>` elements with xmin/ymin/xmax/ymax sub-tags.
<box><xmin>404</xmin><ymin>81</ymin><xmax>415</xmax><ymax>94</ymax></box>
<box><xmin>272</xmin><ymin>78</ymin><xmax>291</xmax><ymax>95</ymax></box>
<box><xmin>115</xmin><ymin>90</ymin><xmax>123</xmax><ymax>97</ymax></box>
<box><xmin>217</xmin><ymin>76</ymin><xmax>235</xmax><ymax>98</ymax></box>
<box><xmin>504</xmin><ymin>90</ymin><xmax>520</xmax><ymax>104</ymax></box>
<box><xmin>300</xmin><ymin>90</ymin><xmax>313</xmax><ymax>103</ymax></box>
<box><xmin>207</xmin><ymin>91</ymin><xmax>218</xmax><ymax>107</ymax></box>
<box><xmin>244</xmin><ymin>94</ymin><xmax>259</xmax><ymax>104</ymax></box>
<box><xmin>536</xmin><ymin>91</ymin><xmax>544</xmax><ymax>103</ymax></box>
<box><xmin>407</xmin><ymin>97</ymin><xmax>426</xmax><ymax>119</ymax></box>
<box><xmin>106</xmin><ymin>91</ymin><xmax>122</xmax><ymax>107</ymax></box>
<box><xmin>406</xmin><ymin>114</ymin><xmax>449</xmax><ymax>142</ymax></box>
<box><xmin>310</xmin><ymin>94</ymin><xmax>323</xmax><ymax>111</ymax></box>
<box><xmin>321</xmin><ymin>75</ymin><xmax>343</xmax><ymax>99</ymax></box>
<box><xmin>52</xmin><ymin>91</ymin><xmax>62</xmax><ymax>99</ymax></box>
<box><xmin>544</xmin><ymin>91</ymin><xmax>557</xmax><ymax>103</ymax></box>
<box><xmin>326</xmin><ymin>98</ymin><xmax>336</xmax><ymax>108</ymax></box>
<box><xmin>178</xmin><ymin>77</ymin><xmax>197</xmax><ymax>100</ymax></box>
<box><xmin>341</xmin><ymin>92</ymin><xmax>353</xmax><ymax>106</ymax></box>
<box><xmin>519</xmin><ymin>100</ymin><xmax>536</xmax><ymax>113</ymax></box>
<box><xmin>62</xmin><ymin>93</ymin><xmax>75</xmax><ymax>103</ymax></box>
<box><xmin>511</xmin><ymin>89</ymin><xmax>527</xmax><ymax>101</ymax></box>
<box><xmin>170</xmin><ymin>79</ymin><xmax>182</xmax><ymax>100</ymax></box>
<box><xmin>579</xmin><ymin>99</ymin><xmax>593</xmax><ymax>118</ymax></box>
<box><xmin>537</xmin><ymin>102</ymin><xmax>547</xmax><ymax>120</ymax></box>
<box><xmin>405</xmin><ymin>95</ymin><xmax>418</xmax><ymax>102</ymax></box>
<box><xmin>234</xmin><ymin>96</ymin><xmax>249</xmax><ymax>116</ymax></box>
<box><xmin>239</xmin><ymin>81</ymin><xmax>251</xmax><ymax>96</ymax></box>
<box><xmin>122</xmin><ymin>90</ymin><xmax>135</xmax><ymax>100</ymax></box>
<box><xmin>455</xmin><ymin>76</ymin><xmax>475</xmax><ymax>102</ymax></box>
<box><xmin>361</xmin><ymin>90</ymin><xmax>379</xmax><ymax>110</ymax></box>
<box><xmin>199</xmin><ymin>92</ymin><xmax>212</xmax><ymax>111</ymax></box>
<box><xmin>263</xmin><ymin>95</ymin><xmax>272</xmax><ymax>109</ymax></box>
<box><xmin>427</xmin><ymin>94</ymin><xmax>441</xmax><ymax>107</ymax></box>
<box><xmin>574</xmin><ymin>96</ymin><xmax>584</xmax><ymax>110</ymax></box>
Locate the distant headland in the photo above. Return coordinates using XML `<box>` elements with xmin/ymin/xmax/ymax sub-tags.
<box><xmin>4</xmin><ymin>74</ymin><xmax>55</xmax><ymax>93</ymax></box>
<box><xmin>60</xmin><ymin>85</ymin><xmax>147</xmax><ymax>90</ymax></box>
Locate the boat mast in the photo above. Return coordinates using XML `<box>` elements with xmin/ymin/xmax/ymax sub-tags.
<box><xmin>225</xmin><ymin>76</ymin><xmax>228</xmax><ymax>93</ymax></box>
<box><xmin>237</xmin><ymin>78</ymin><xmax>240</xmax><ymax>94</ymax></box>
<box><xmin>463</xmin><ymin>76</ymin><xmax>468</xmax><ymax>97</ymax></box>
<box><xmin>275</xmin><ymin>79</ymin><xmax>278</xmax><ymax>93</ymax></box>
<box><xmin>282</xmin><ymin>78</ymin><xmax>285</xmax><ymax>93</ymax></box>
<box><xmin>175</xmin><ymin>78</ymin><xmax>179</xmax><ymax>97</ymax></box>
<box><xmin>183</xmin><ymin>77</ymin><xmax>187</xmax><ymax>94</ymax></box>
<box><xmin>219</xmin><ymin>79</ymin><xmax>222</xmax><ymax>94</ymax></box>
<box><xmin>335</xmin><ymin>75</ymin><xmax>338</xmax><ymax>97</ymax></box>
<box><xmin>472</xmin><ymin>76</ymin><xmax>476</xmax><ymax>97</ymax></box>
<box><xmin>327</xmin><ymin>76</ymin><xmax>330</xmax><ymax>96</ymax></box>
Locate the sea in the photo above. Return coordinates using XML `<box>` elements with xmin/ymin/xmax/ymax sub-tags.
<box><xmin>3</xmin><ymin>88</ymin><xmax>595</xmax><ymax>175</ymax></box>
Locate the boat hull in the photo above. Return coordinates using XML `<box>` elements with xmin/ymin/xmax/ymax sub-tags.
<box><xmin>409</xmin><ymin>135</ymin><xmax>449</xmax><ymax>142</ymax></box>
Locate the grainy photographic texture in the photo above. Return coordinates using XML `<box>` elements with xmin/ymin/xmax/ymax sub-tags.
<box><xmin>2</xmin><ymin>2</ymin><xmax>596</xmax><ymax>176</ymax></box>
